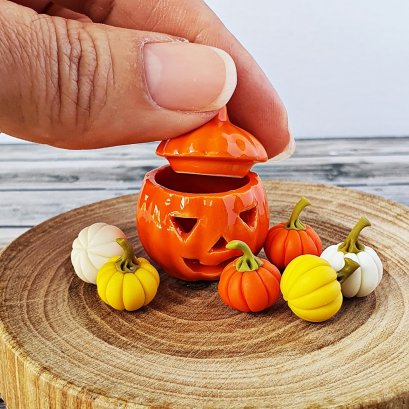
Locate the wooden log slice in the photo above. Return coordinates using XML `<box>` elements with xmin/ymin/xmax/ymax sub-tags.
<box><xmin>1</xmin><ymin>181</ymin><xmax>409</xmax><ymax>408</ymax></box>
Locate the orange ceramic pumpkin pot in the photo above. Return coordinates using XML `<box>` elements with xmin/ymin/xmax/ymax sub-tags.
<box><xmin>136</xmin><ymin>166</ymin><xmax>269</xmax><ymax>281</ymax></box>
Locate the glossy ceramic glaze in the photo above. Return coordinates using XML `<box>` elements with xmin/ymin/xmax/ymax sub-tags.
<box><xmin>156</xmin><ymin>107</ymin><xmax>267</xmax><ymax>178</ymax></box>
<box><xmin>136</xmin><ymin>166</ymin><xmax>269</xmax><ymax>281</ymax></box>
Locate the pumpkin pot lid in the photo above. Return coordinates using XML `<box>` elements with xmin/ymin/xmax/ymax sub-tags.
<box><xmin>156</xmin><ymin>106</ymin><xmax>268</xmax><ymax>178</ymax></box>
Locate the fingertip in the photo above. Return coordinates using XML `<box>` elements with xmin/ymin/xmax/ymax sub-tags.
<box><xmin>227</xmin><ymin>94</ymin><xmax>292</xmax><ymax>160</ymax></box>
<box><xmin>268</xmin><ymin>131</ymin><xmax>296</xmax><ymax>161</ymax></box>
<box><xmin>205</xmin><ymin>46</ymin><xmax>237</xmax><ymax>111</ymax></box>
<box><xmin>263</xmin><ymin>93</ymin><xmax>292</xmax><ymax>159</ymax></box>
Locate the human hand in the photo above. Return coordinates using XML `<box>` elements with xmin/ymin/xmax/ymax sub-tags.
<box><xmin>0</xmin><ymin>0</ymin><xmax>292</xmax><ymax>158</ymax></box>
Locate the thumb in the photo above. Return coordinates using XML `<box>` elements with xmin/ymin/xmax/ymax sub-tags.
<box><xmin>0</xmin><ymin>2</ymin><xmax>237</xmax><ymax>149</ymax></box>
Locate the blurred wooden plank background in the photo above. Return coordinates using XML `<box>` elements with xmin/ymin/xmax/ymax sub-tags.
<box><xmin>1</xmin><ymin>137</ymin><xmax>408</xmax><ymax>250</ymax></box>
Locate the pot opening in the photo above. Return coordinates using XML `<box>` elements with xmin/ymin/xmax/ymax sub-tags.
<box><xmin>154</xmin><ymin>166</ymin><xmax>250</xmax><ymax>194</ymax></box>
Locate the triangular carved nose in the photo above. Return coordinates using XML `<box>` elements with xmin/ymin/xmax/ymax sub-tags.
<box><xmin>210</xmin><ymin>236</ymin><xmax>228</xmax><ymax>252</ymax></box>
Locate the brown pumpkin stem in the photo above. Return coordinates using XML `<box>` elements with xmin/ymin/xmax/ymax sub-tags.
<box><xmin>337</xmin><ymin>258</ymin><xmax>360</xmax><ymax>284</ymax></box>
<box><xmin>226</xmin><ymin>240</ymin><xmax>263</xmax><ymax>272</ymax></box>
<box><xmin>286</xmin><ymin>197</ymin><xmax>310</xmax><ymax>230</ymax></box>
<box><xmin>338</xmin><ymin>217</ymin><xmax>371</xmax><ymax>254</ymax></box>
<box><xmin>115</xmin><ymin>238</ymin><xmax>140</xmax><ymax>273</ymax></box>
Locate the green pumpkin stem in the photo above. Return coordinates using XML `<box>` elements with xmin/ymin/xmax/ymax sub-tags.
<box><xmin>286</xmin><ymin>197</ymin><xmax>311</xmax><ymax>230</ymax></box>
<box><xmin>338</xmin><ymin>217</ymin><xmax>371</xmax><ymax>254</ymax></box>
<box><xmin>115</xmin><ymin>238</ymin><xmax>140</xmax><ymax>273</ymax></box>
<box><xmin>337</xmin><ymin>258</ymin><xmax>360</xmax><ymax>284</ymax></box>
<box><xmin>226</xmin><ymin>240</ymin><xmax>263</xmax><ymax>272</ymax></box>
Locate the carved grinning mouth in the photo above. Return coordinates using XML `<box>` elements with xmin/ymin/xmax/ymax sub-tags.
<box><xmin>182</xmin><ymin>257</ymin><xmax>236</xmax><ymax>274</ymax></box>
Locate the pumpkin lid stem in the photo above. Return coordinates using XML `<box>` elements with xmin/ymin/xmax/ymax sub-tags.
<box><xmin>217</xmin><ymin>105</ymin><xmax>228</xmax><ymax>122</ymax></box>
<box><xmin>338</xmin><ymin>217</ymin><xmax>371</xmax><ymax>254</ymax></box>
<box><xmin>115</xmin><ymin>238</ymin><xmax>140</xmax><ymax>273</ymax></box>
<box><xmin>286</xmin><ymin>197</ymin><xmax>310</xmax><ymax>230</ymax></box>
<box><xmin>226</xmin><ymin>240</ymin><xmax>263</xmax><ymax>272</ymax></box>
<box><xmin>337</xmin><ymin>258</ymin><xmax>360</xmax><ymax>284</ymax></box>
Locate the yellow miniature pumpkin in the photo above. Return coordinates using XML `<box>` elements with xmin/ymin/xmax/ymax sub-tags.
<box><xmin>96</xmin><ymin>238</ymin><xmax>160</xmax><ymax>311</ymax></box>
<box><xmin>281</xmin><ymin>254</ymin><xmax>359</xmax><ymax>322</ymax></box>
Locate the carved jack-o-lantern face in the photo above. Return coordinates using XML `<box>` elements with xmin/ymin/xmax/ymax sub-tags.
<box><xmin>136</xmin><ymin>166</ymin><xmax>269</xmax><ymax>281</ymax></box>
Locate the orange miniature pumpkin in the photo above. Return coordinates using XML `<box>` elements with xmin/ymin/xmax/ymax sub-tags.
<box><xmin>136</xmin><ymin>166</ymin><xmax>269</xmax><ymax>281</ymax></box>
<box><xmin>218</xmin><ymin>240</ymin><xmax>281</xmax><ymax>312</ymax></box>
<box><xmin>264</xmin><ymin>197</ymin><xmax>322</xmax><ymax>270</ymax></box>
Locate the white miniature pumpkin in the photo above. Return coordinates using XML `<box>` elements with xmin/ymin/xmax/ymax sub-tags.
<box><xmin>71</xmin><ymin>223</ymin><xmax>126</xmax><ymax>284</ymax></box>
<box><xmin>321</xmin><ymin>217</ymin><xmax>383</xmax><ymax>298</ymax></box>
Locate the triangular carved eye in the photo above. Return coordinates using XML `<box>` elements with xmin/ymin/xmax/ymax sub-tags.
<box><xmin>240</xmin><ymin>207</ymin><xmax>257</xmax><ymax>229</ymax></box>
<box><xmin>171</xmin><ymin>216</ymin><xmax>198</xmax><ymax>237</ymax></box>
<box><xmin>210</xmin><ymin>236</ymin><xmax>228</xmax><ymax>252</ymax></box>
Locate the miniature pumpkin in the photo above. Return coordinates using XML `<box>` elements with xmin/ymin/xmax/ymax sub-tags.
<box><xmin>218</xmin><ymin>240</ymin><xmax>281</xmax><ymax>312</ymax></box>
<box><xmin>264</xmin><ymin>197</ymin><xmax>322</xmax><ymax>270</ymax></box>
<box><xmin>96</xmin><ymin>238</ymin><xmax>160</xmax><ymax>311</ymax></box>
<box><xmin>281</xmin><ymin>254</ymin><xmax>359</xmax><ymax>322</ymax></box>
<box><xmin>136</xmin><ymin>166</ymin><xmax>269</xmax><ymax>281</ymax></box>
<box><xmin>71</xmin><ymin>222</ymin><xmax>126</xmax><ymax>284</ymax></box>
<box><xmin>321</xmin><ymin>217</ymin><xmax>383</xmax><ymax>297</ymax></box>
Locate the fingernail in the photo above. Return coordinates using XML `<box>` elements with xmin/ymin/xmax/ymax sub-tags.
<box><xmin>269</xmin><ymin>133</ymin><xmax>296</xmax><ymax>162</ymax></box>
<box><xmin>144</xmin><ymin>42</ymin><xmax>237</xmax><ymax>112</ymax></box>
